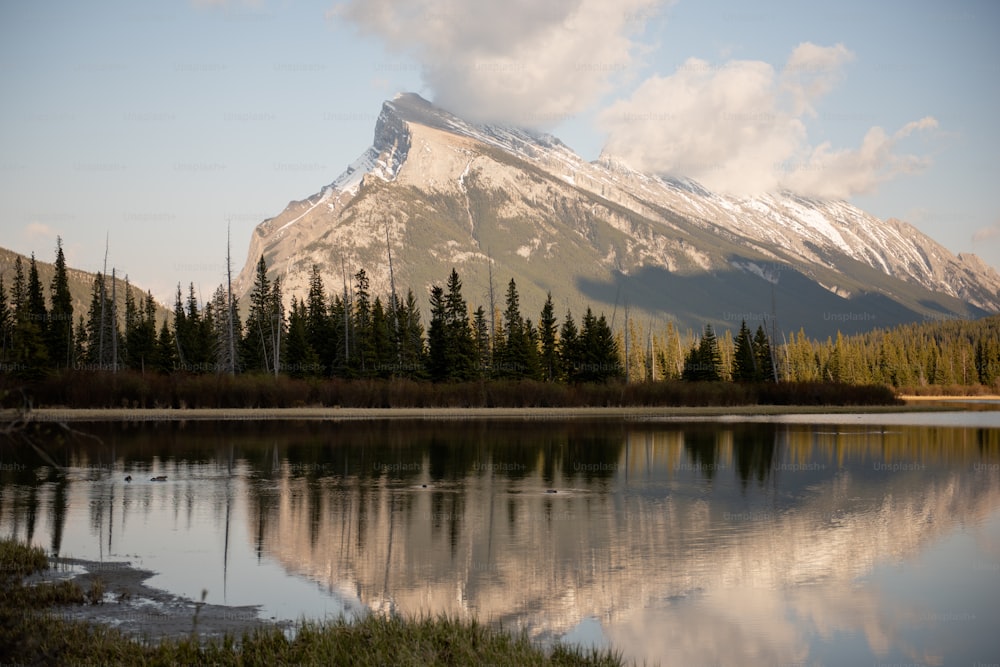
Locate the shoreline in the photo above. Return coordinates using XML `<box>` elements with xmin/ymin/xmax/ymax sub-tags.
<box><xmin>28</xmin><ymin>555</ymin><xmax>291</xmax><ymax>642</ymax></box>
<box><xmin>16</xmin><ymin>402</ymin><xmax>967</xmax><ymax>423</ymax></box>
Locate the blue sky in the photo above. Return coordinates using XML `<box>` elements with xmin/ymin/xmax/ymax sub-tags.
<box><xmin>1</xmin><ymin>0</ymin><xmax>997</xmax><ymax>304</ymax></box>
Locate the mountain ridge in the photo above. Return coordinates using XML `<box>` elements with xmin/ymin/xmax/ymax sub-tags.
<box><xmin>235</xmin><ymin>92</ymin><xmax>999</xmax><ymax>338</ymax></box>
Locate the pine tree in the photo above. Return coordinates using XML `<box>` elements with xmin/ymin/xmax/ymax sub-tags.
<box><xmin>752</xmin><ymin>325</ymin><xmax>775</xmax><ymax>382</ymax></box>
<box><xmin>285</xmin><ymin>296</ymin><xmax>319</xmax><ymax>378</ymax></box>
<box><xmin>0</xmin><ymin>276</ymin><xmax>10</xmax><ymax>363</ymax></box>
<box><xmin>305</xmin><ymin>265</ymin><xmax>332</xmax><ymax>374</ymax></box>
<box><xmin>426</xmin><ymin>285</ymin><xmax>448</xmax><ymax>382</ymax></box>
<box><xmin>241</xmin><ymin>256</ymin><xmax>281</xmax><ymax>374</ymax></box>
<box><xmin>84</xmin><ymin>273</ymin><xmax>116</xmax><ymax>368</ymax></box>
<box><xmin>443</xmin><ymin>268</ymin><xmax>476</xmax><ymax>381</ymax></box>
<box><xmin>47</xmin><ymin>237</ymin><xmax>73</xmax><ymax>369</ymax></box>
<box><xmin>10</xmin><ymin>254</ymin><xmax>50</xmax><ymax>372</ymax></box>
<box><xmin>538</xmin><ymin>293</ymin><xmax>559</xmax><ymax>381</ymax></box>
<box><xmin>353</xmin><ymin>268</ymin><xmax>373</xmax><ymax>375</ymax></box>
<box><xmin>153</xmin><ymin>318</ymin><xmax>178</xmax><ymax>374</ymax></box>
<box><xmin>395</xmin><ymin>289</ymin><xmax>425</xmax><ymax>378</ymax></box>
<box><xmin>498</xmin><ymin>279</ymin><xmax>531</xmax><ymax>379</ymax></box>
<box><xmin>559</xmin><ymin>310</ymin><xmax>581</xmax><ymax>382</ymax></box>
<box><xmin>472</xmin><ymin>305</ymin><xmax>491</xmax><ymax>379</ymax></box>
<box><xmin>329</xmin><ymin>294</ymin><xmax>350</xmax><ymax>377</ymax></box>
<box><xmin>371</xmin><ymin>297</ymin><xmax>393</xmax><ymax>377</ymax></box>
<box><xmin>578</xmin><ymin>308</ymin><xmax>621</xmax><ymax>382</ymax></box>
<box><xmin>683</xmin><ymin>324</ymin><xmax>721</xmax><ymax>381</ymax></box>
<box><xmin>732</xmin><ymin>320</ymin><xmax>756</xmax><ymax>382</ymax></box>
<box><xmin>207</xmin><ymin>284</ymin><xmax>239</xmax><ymax>374</ymax></box>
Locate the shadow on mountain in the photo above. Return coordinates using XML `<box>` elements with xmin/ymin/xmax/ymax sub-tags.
<box><xmin>575</xmin><ymin>262</ymin><xmax>976</xmax><ymax>338</ymax></box>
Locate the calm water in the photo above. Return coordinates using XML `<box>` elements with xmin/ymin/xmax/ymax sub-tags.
<box><xmin>2</xmin><ymin>413</ymin><xmax>999</xmax><ymax>666</ymax></box>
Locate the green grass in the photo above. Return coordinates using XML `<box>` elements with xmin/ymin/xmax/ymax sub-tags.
<box><xmin>0</xmin><ymin>538</ymin><xmax>631</xmax><ymax>666</ymax></box>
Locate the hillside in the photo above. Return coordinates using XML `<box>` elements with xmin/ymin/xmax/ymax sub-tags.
<box><xmin>0</xmin><ymin>246</ymin><xmax>171</xmax><ymax>327</ymax></box>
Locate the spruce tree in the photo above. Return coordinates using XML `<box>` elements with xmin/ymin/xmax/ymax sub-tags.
<box><xmin>285</xmin><ymin>297</ymin><xmax>319</xmax><ymax>378</ymax></box>
<box><xmin>426</xmin><ymin>285</ymin><xmax>448</xmax><ymax>382</ymax></box>
<box><xmin>683</xmin><ymin>324</ymin><xmax>722</xmax><ymax>381</ymax></box>
<box><xmin>443</xmin><ymin>268</ymin><xmax>476</xmax><ymax>381</ymax></box>
<box><xmin>371</xmin><ymin>297</ymin><xmax>393</xmax><ymax>377</ymax></box>
<box><xmin>538</xmin><ymin>293</ymin><xmax>559</xmax><ymax>381</ymax></box>
<box><xmin>154</xmin><ymin>318</ymin><xmax>178</xmax><ymax>374</ymax></box>
<box><xmin>353</xmin><ymin>268</ymin><xmax>373</xmax><ymax>375</ymax></box>
<box><xmin>472</xmin><ymin>305</ymin><xmax>491</xmax><ymax>378</ymax></box>
<box><xmin>732</xmin><ymin>320</ymin><xmax>756</xmax><ymax>382</ymax></box>
<box><xmin>84</xmin><ymin>273</ymin><xmax>116</xmax><ymax>368</ymax></box>
<box><xmin>47</xmin><ymin>237</ymin><xmax>73</xmax><ymax>369</ymax></box>
<box><xmin>305</xmin><ymin>265</ymin><xmax>332</xmax><ymax>374</ymax></box>
<box><xmin>498</xmin><ymin>279</ymin><xmax>530</xmax><ymax>379</ymax></box>
<box><xmin>752</xmin><ymin>325</ymin><xmax>775</xmax><ymax>382</ymax></box>
<box><xmin>0</xmin><ymin>276</ymin><xmax>10</xmax><ymax>363</ymax></box>
<box><xmin>396</xmin><ymin>289</ymin><xmax>425</xmax><ymax>378</ymax></box>
<box><xmin>11</xmin><ymin>254</ymin><xmax>50</xmax><ymax>371</ymax></box>
<box><xmin>241</xmin><ymin>256</ymin><xmax>281</xmax><ymax>374</ymax></box>
<box><xmin>559</xmin><ymin>310</ymin><xmax>581</xmax><ymax>382</ymax></box>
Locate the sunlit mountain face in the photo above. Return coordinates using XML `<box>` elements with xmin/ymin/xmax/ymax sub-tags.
<box><xmin>2</xmin><ymin>417</ymin><xmax>999</xmax><ymax>664</ymax></box>
<box><xmin>235</xmin><ymin>93</ymin><xmax>1000</xmax><ymax>337</ymax></box>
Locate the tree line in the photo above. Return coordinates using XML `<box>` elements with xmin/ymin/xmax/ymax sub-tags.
<box><xmin>1</xmin><ymin>239</ymin><xmax>998</xmax><ymax>391</ymax></box>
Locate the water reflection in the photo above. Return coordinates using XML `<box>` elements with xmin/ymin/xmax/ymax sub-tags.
<box><xmin>1</xmin><ymin>419</ymin><xmax>999</xmax><ymax>665</ymax></box>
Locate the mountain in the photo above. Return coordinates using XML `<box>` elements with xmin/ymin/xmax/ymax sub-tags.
<box><xmin>0</xmin><ymin>246</ymin><xmax>171</xmax><ymax>326</ymax></box>
<box><xmin>235</xmin><ymin>93</ymin><xmax>1000</xmax><ymax>338</ymax></box>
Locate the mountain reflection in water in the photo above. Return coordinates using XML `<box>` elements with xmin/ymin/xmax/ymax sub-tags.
<box><xmin>1</xmin><ymin>418</ymin><xmax>998</xmax><ymax>665</ymax></box>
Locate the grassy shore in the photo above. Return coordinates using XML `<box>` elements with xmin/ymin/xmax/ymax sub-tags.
<box><xmin>0</xmin><ymin>538</ymin><xmax>627</xmax><ymax>667</ymax></box>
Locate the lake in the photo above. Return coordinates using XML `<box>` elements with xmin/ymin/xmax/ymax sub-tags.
<box><xmin>2</xmin><ymin>412</ymin><xmax>999</xmax><ymax>666</ymax></box>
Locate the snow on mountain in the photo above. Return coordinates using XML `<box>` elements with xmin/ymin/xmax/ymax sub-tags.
<box><xmin>236</xmin><ymin>93</ymin><xmax>1000</xmax><ymax>336</ymax></box>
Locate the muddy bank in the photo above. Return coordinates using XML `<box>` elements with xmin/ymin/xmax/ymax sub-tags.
<box><xmin>29</xmin><ymin>556</ymin><xmax>292</xmax><ymax>642</ymax></box>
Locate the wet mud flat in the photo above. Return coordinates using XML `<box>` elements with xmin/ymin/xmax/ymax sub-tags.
<box><xmin>25</xmin><ymin>556</ymin><xmax>292</xmax><ymax>642</ymax></box>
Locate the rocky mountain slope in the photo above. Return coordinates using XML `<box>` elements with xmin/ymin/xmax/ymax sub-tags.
<box><xmin>235</xmin><ymin>93</ymin><xmax>999</xmax><ymax>337</ymax></box>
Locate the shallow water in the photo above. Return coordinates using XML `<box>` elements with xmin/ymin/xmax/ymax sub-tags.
<box><xmin>2</xmin><ymin>415</ymin><xmax>999</xmax><ymax>665</ymax></box>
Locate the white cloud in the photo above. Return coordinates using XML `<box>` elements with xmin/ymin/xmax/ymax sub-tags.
<box><xmin>973</xmin><ymin>220</ymin><xmax>1000</xmax><ymax>243</ymax></box>
<box><xmin>599</xmin><ymin>43</ymin><xmax>938</xmax><ymax>199</ymax></box>
<box><xmin>781</xmin><ymin>42</ymin><xmax>854</xmax><ymax>117</ymax></box>
<box><xmin>332</xmin><ymin>0</ymin><xmax>663</xmax><ymax>129</ymax></box>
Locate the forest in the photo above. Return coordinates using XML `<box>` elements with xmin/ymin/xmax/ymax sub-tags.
<box><xmin>1</xmin><ymin>238</ymin><xmax>998</xmax><ymax>406</ymax></box>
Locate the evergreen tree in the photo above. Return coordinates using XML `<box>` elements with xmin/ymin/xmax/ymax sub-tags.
<box><xmin>84</xmin><ymin>273</ymin><xmax>117</xmax><ymax>368</ymax></box>
<box><xmin>371</xmin><ymin>297</ymin><xmax>393</xmax><ymax>377</ymax></box>
<box><xmin>578</xmin><ymin>308</ymin><xmax>621</xmax><ymax>382</ymax></box>
<box><xmin>752</xmin><ymin>325</ymin><xmax>775</xmax><ymax>382</ymax></box>
<box><xmin>426</xmin><ymin>285</ymin><xmax>448</xmax><ymax>382</ymax></box>
<box><xmin>174</xmin><ymin>283</ymin><xmax>210</xmax><ymax>371</ymax></box>
<box><xmin>329</xmin><ymin>294</ymin><xmax>351</xmax><ymax>377</ymax></box>
<box><xmin>538</xmin><ymin>293</ymin><xmax>559</xmax><ymax>381</ymax></box>
<box><xmin>241</xmin><ymin>256</ymin><xmax>282</xmax><ymax>374</ymax></box>
<box><xmin>472</xmin><ymin>305</ymin><xmax>491</xmax><ymax>378</ymax></box>
<box><xmin>395</xmin><ymin>289</ymin><xmax>425</xmax><ymax>378</ymax></box>
<box><xmin>498</xmin><ymin>279</ymin><xmax>533</xmax><ymax>379</ymax></box>
<box><xmin>9</xmin><ymin>254</ymin><xmax>49</xmax><ymax>372</ymax></box>
<box><xmin>47</xmin><ymin>237</ymin><xmax>73</xmax><ymax>369</ymax></box>
<box><xmin>26</xmin><ymin>253</ymin><xmax>47</xmax><ymax>337</ymax></box>
<box><xmin>353</xmin><ymin>268</ymin><xmax>373</xmax><ymax>375</ymax></box>
<box><xmin>559</xmin><ymin>310</ymin><xmax>581</xmax><ymax>382</ymax></box>
<box><xmin>285</xmin><ymin>296</ymin><xmax>319</xmax><ymax>378</ymax></box>
<box><xmin>153</xmin><ymin>318</ymin><xmax>178</xmax><ymax>374</ymax></box>
<box><xmin>171</xmin><ymin>283</ymin><xmax>188</xmax><ymax>367</ymax></box>
<box><xmin>732</xmin><ymin>320</ymin><xmax>756</xmax><ymax>382</ymax></box>
<box><xmin>305</xmin><ymin>265</ymin><xmax>332</xmax><ymax>374</ymax></box>
<box><xmin>207</xmin><ymin>284</ymin><xmax>240</xmax><ymax>374</ymax></box>
<box><xmin>443</xmin><ymin>268</ymin><xmax>477</xmax><ymax>381</ymax></box>
<box><xmin>0</xmin><ymin>276</ymin><xmax>10</xmax><ymax>362</ymax></box>
<box><xmin>683</xmin><ymin>324</ymin><xmax>722</xmax><ymax>381</ymax></box>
